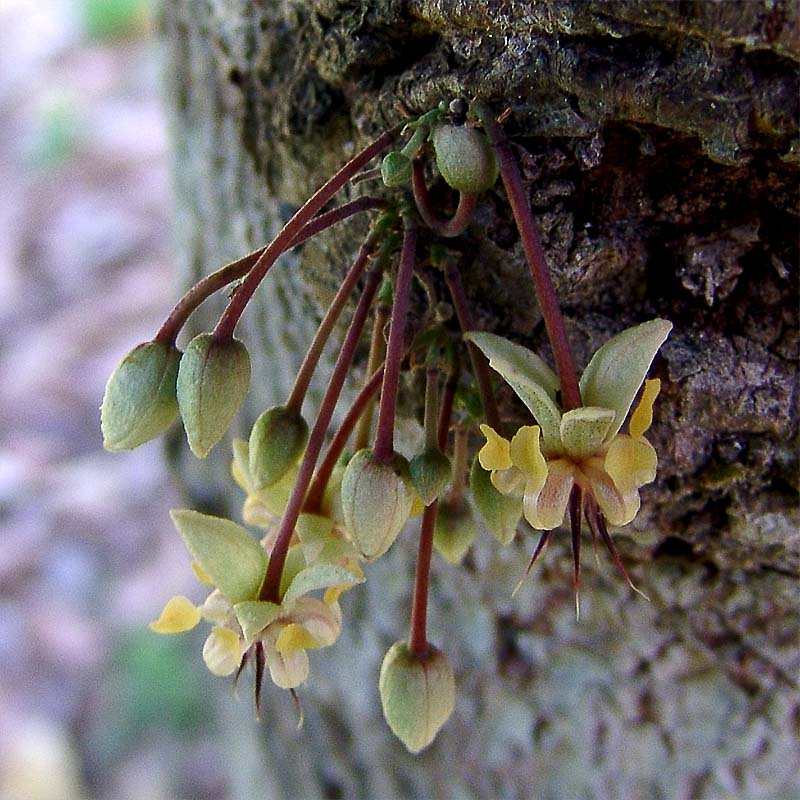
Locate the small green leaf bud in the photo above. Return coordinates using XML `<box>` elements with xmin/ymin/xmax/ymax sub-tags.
<box><xmin>432</xmin><ymin>122</ymin><xmax>498</xmax><ymax>193</ymax></box>
<box><xmin>379</xmin><ymin>642</ymin><xmax>455</xmax><ymax>753</ymax></box>
<box><xmin>409</xmin><ymin>448</ymin><xmax>452</xmax><ymax>507</ymax></box>
<box><xmin>469</xmin><ymin>456</ymin><xmax>521</xmax><ymax>545</ymax></box>
<box><xmin>341</xmin><ymin>448</ymin><xmax>414</xmax><ymax>561</ymax></box>
<box><xmin>381</xmin><ymin>151</ymin><xmax>412</xmax><ymax>187</ymax></box>
<box><xmin>434</xmin><ymin>500</ymin><xmax>477</xmax><ymax>564</ymax></box>
<box><xmin>101</xmin><ymin>340</ymin><xmax>181</xmax><ymax>451</ymax></box>
<box><xmin>176</xmin><ymin>333</ymin><xmax>251</xmax><ymax>458</ymax></box>
<box><xmin>248</xmin><ymin>405</ymin><xmax>308</xmax><ymax>488</ymax></box>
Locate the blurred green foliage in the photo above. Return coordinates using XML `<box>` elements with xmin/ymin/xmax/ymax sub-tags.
<box><xmin>78</xmin><ymin>0</ymin><xmax>152</xmax><ymax>41</ymax></box>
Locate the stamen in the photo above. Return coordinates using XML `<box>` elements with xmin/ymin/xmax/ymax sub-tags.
<box><xmin>512</xmin><ymin>530</ymin><xmax>552</xmax><ymax>597</ymax></box>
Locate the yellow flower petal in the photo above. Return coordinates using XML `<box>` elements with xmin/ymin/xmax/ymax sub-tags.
<box><xmin>410</xmin><ymin>493</ymin><xmax>425</xmax><ymax>518</ymax></box>
<box><xmin>149</xmin><ymin>596</ymin><xmax>201</xmax><ymax>634</ymax></box>
<box><xmin>522</xmin><ymin>459</ymin><xmax>574</xmax><ymax>530</ymax></box>
<box><xmin>262</xmin><ymin>628</ymin><xmax>310</xmax><ymax>689</ymax></box>
<box><xmin>478</xmin><ymin>424</ymin><xmax>512</xmax><ymax>471</ymax></box>
<box><xmin>629</xmin><ymin>379</ymin><xmax>661</xmax><ymax>438</ymax></box>
<box><xmin>582</xmin><ymin>458</ymin><xmax>630</xmax><ymax>526</ymax></box>
<box><xmin>509</xmin><ymin>426</ymin><xmax>548</xmax><ymax>492</ymax></box>
<box><xmin>191</xmin><ymin>561</ymin><xmax>213</xmax><ymax>585</ymax></box>
<box><xmin>202</xmin><ymin>627</ymin><xmax>243</xmax><ymax>676</ymax></box>
<box><xmin>275</xmin><ymin>623</ymin><xmax>318</xmax><ymax>654</ymax></box>
<box><xmin>605</xmin><ymin>435</ymin><xmax>658</xmax><ymax>492</ymax></box>
<box><xmin>291</xmin><ymin>597</ymin><xmax>341</xmax><ymax>648</ymax></box>
<box><xmin>490</xmin><ymin>466</ymin><xmax>524</xmax><ymax>496</ymax></box>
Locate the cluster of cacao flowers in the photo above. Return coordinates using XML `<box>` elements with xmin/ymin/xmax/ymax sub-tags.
<box><xmin>102</xmin><ymin>100</ymin><xmax>670</xmax><ymax>752</ymax></box>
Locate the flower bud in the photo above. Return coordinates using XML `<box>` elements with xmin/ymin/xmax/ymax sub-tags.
<box><xmin>176</xmin><ymin>333</ymin><xmax>251</xmax><ymax>458</ymax></box>
<box><xmin>248</xmin><ymin>405</ymin><xmax>308</xmax><ymax>488</ymax></box>
<box><xmin>434</xmin><ymin>500</ymin><xmax>477</xmax><ymax>564</ymax></box>
<box><xmin>409</xmin><ymin>448</ymin><xmax>452</xmax><ymax>507</ymax></box>
<box><xmin>381</xmin><ymin>151</ymin><xmax>412</xmax><ymax>187</ymax></box>
<box><xmin>469</xmin><ymin>456</ymin><xmax>521</xmax><ymax>545</ymax></box>
<box><xmin>379</xmin><ymin>642</ymin><xmax>455</xmax><ymax>753</ymax></box>
<box><xmin>101</xmin><ymin>340</ymin><xmax>181</xmax><ymax>451</ymax></box>
<box><xmin>341</xmin><ymin>449</ymin><xmax>413</xmax><ymax>561</ymax></box>
<box><xmin>432</xmin><ymin>122</ymin><xmax>498</xmax><ymax>193</ymax></box>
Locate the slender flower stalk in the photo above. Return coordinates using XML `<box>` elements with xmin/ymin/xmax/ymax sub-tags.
<box><xmin>154</xmin><ymin>196</ymin><xmax>385</xmax><ymax>345</ymax></box>
<box><xmin>444</xmin><ymin>262</ymin><xmax>502</xmax><ymax>431</ymax></box>
<box><xmin>447</xmin><ymin>425</ymin><xmax>468</xmax><ymax>507</ymax></box>
<box><xmin>285</xmin><ymin>225</ymin><xmax>386</xmax><ymax>414</ymax></box>
<box><xmin>259</xmin><ymin>265</ymin><xmax>383</xmax><ymax>603</ymax></box>
<box><xmin>214</xmin><ymin>126</ymin><xmax>400</xmax><ymax>341</ymax></box>
<box><xmin>472</xmin><ymin>102</ymin><xmax>581</xmax><ymax>411</ymax></box>
<box><xmin>374</xmin><ymin>213</ymin><xmax>418</xmax><ymax>463</ymax></box>
<box><xmin>411</xmin><ymin>160</ymin><xmax>477</xmax><ymax>238</ymax></box>
<box><xmin>408</xmin><ymin>368</ymin><xmax>454</xmax><ymax>656</ymax></box>
<box><xmin>303</xmin><ymin>364</ymin><xmax>385</xmax><ymax>514</ymax></box>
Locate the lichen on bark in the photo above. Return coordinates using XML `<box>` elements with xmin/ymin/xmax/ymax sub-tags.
<box><xmin>161</xmin><ymin>1</ymin><xmax>798</xmax><ymax>797</ymax></box>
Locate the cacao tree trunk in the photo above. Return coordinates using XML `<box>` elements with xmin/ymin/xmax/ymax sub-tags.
<box><xmin>161</xmin><ymin>2</ymin><xmax>799</xmax><ymax>798</ymax></box>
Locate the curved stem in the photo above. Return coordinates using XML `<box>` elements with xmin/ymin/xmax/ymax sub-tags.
<box><xmin>444</xmin><ymin>263</ymin><xmax>502</xmax><ymax>431</ymax></box>
<box><xmin>412</xmin><ymin>160</ymin><xmax>477</xmax><ymax>238</ymax></box>
<box><xmin>409</xmin><ymin>501</ymin><xmax>438</xmax><ymax>657</ymax></box>
<box><xmin>285</xmin><ymin>226</ymin><xmax>384</xmax><ymax>413</ymax></box>
<box><xmin>259</xmin><ymin>266</ymin><xmax>382</xmax><ymax>603</ymax></box>
<box><xmin>303</xmin><ymin>364</ymin><xmax>385</xmax><ymax>514</ymax></box>
<box><xmin>154</xmin><ymin>196</ymin><xmax>385</xmax><ymax>345</ymax></box>
<box><xmin>472</xmin><ymin>103</ymin><xmax>581</xmax><ymax>411</ymax></box>
<box><xmin>214</xmin><ymin>125</ymin><xmax>400</xmax><ymax>341</ymax></box>
<box><xmin>354</xmin><ymin>294</ymin><xmax>390</xmax><ymax>451</ymax></box>
<box><xmin>374</xmin><ymin>214</ymin><xmax>417</xmax><ymax>462</ymax></box>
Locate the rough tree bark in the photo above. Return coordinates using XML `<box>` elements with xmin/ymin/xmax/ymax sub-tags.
<box><xmin>161</xmin><ymin>2</ymin><xmax>798</xmax><ymax>798</ymax></box>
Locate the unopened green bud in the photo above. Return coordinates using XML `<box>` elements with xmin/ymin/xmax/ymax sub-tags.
<box><xmin>432</xmin><ymin>122</ymin><xmax>498</xmax><ymax>193</ymax></box>
<box><xmin>176</xmin><ymin>333</ymin><xmax>251</xmax><ymax>458</ymax></box>
<box><xmin>101</xmin><ymin>340</ymin><xmax>181</xmax><ymax>451</ymax></box>
<box><xmin>321</xmin><ymin>457</ymin><xmax>347</xmax><ymax>526</ymax></box>
<box><xmin>409</xmin><ymin>448</ymin><xmax>452</xmax><ymax>506</ymax></box>
<box><xmin>381</xmin><ymin>151</ymin><xmax>412</xmax><ymax>187</ymax></box>
<box><xmin>379</xmin><ymin>642</ymin><xmax>455</xmax><ymax>753</ymax></box>
<box><xmin>341</xmin><ymin>448</ymin><xmax>413</xmax><ymax>561</ymax></box>
<box><xmin>469</xmin><ymin>456</ymin><xmax>521</xmax><ymax>545</ymax></box>
<box><xmin>248</xmin><ymin>405</ymin><xmax>308</xmax><ymax>488</ymax></box>
<box><xmin>434</xmin><ymin>500</ymin><xmax>477</xmax><ymax>564</ymax></box>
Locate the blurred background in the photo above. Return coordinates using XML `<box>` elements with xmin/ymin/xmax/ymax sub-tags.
<box><xmin>0</xmin><ymin>2</ymin><xmax>246</xmax><ymax>797</ymax></box>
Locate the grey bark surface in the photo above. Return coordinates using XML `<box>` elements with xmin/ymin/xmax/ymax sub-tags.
<box><xmin>162</xmin><ymin>2</ymin><xmax>799</xmax><ymax>798</ymax></box>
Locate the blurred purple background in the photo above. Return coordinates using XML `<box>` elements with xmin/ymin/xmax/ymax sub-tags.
<box><xmin>0</xmin><ymin>2</ymin><xmax>237</xmax><ymax>797</ymax></box>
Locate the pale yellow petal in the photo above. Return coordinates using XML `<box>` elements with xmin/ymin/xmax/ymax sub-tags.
<box><xmin>605</xmin><ymin>435</ymin><xmax>658</xmax><ymax>491</ymax></box>
<box><xmin>275</xmin><ymin>623</ymin><xmax>318</xmax><ymax>653</ymax></box>
<box><xmin>522</xmin><ymin>459</ymin><xmax>574</xmax><ymax>530</ymax></box>
<box><xmin>629</xmin><ymin>379</ymin><xmax>661</xmax><ymax>438</ymax></box>
<box><xmin>191</xmin><ymin>561</ymin><xmax>213</xmax><ymax>586</ymax></box>
<box><xmin>410</xmin><ymin>492</ymin><xmax>425</xmax><ymax>518</ymax></box>
<box><xmin>478</xmin><ymin>424</ymin><xmax>512</xmax><ymax>471</ymax></box>
<box><xmin>509</xmin><ymin>426</ymin><xmax>548</xmax><ymax>493</ymax></box>
<box><xmin>149</xmin><ymin>596</ymin><xmax>201</xmax><ymax>634</ymax></box>
<box><xmin>291</xmin><ymin>596</ymin><xmax>341</xmax><ymax>648</ymax></box>
<box><xmin>202</xmin><ymin>627</ymin><xmax>243</xmax><ymax>676</ymax></box>
<box><xmin>582</xmin><ymin>458</ymin><xmax>634</xmax><ymax>526</ymax></box>
<box><xmin>490</xmin><ymin>466</ymin><xmax>524</xmax><ymax>496</ymax></box>
<box><xmin>262</xmin><ymin>628</ymin><xmax>310</xmax><ymax>689</ymax></box>
<box><xmin>200</xmin><ymin>589</ymin><xmax>235</xmax><ymax>625</ymax></box>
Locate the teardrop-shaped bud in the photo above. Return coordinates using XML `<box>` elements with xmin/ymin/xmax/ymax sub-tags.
<box><xmin>409</xmin><ymin>448</ymin><xmax>452</xmax><ymax>506</ymax></box>
<box><xmin>381</xmin><ymin>151</ymin><xmax>412</xmax><ymax>187</ymax></box>
<box><xmin>176</xmin><ymin>333</ymin><xmax>251</xmax><ymax>458</ymax></box>
<box><xmin>434</xmin><ymin>500</ymin><xmax>477</xmax><ymax>564</ymax></box>
<box><xmin>469</xmin><ymin>456</ymin><xmax>521</xmax><ymax>545</ymax></box>
<box><xmin>379</xmin><ymin>642</ymin><xmax>455</xmax><ymax>753</ymax></box>
<box><xmin>248</xmin><ymin>405</ymin><xmax>308</xmax><ymax>488</ymax></box>
<box><xmin>432</xmin><ymin>122</ymin><xmax>498</xmax><ymax>193</ymax></box>
<box><xmin>101</xmin><ymin>340</ymin><xmax>181</xmax><ymax>451</ymax></box>
<box><xmin>341</xmin><ymin>448</ymin><xmax>413</xmax><ymax>561</ymax></box>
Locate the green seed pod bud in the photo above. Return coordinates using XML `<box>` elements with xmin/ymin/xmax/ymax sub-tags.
<box><xmin>469</xmin><ymin>456</ymin><xmax>521</xmax><ymax>545</ymax></box>
<box><xmin>409</xmin><ymin>447</ymin><xmax>452</xmax><ymax>507</ymax></box>
<box><xmin>432</xmin><ymin>122</ymin><xmax>498</xmax><ymax>193</ymax></box>
<box><xmin>381</xmin><ymin>151</ymin><xmax>412</xmax><ymax>187</ymax></box>
<box><xmin>176</xmin><ymin>333</ymin><xmax>251</xmax><ymax>459</ymax></box>
<box><xmin>434</xmin><ymin>500</ymin><xmax>477</xmax><ymax>564</ymax></box>
<box><xmin>248</xmin><ymin>405</ymin><xmax>308</xmax><ymax>488</ymax></box>
<box><xmin>341</xmin><ymin>448</ymin><xmax>414</xmax><ymax>561</ymax></box>
<box><xmin>101</xmin><ymin>340</ymin><xmax>181</xmax><ymax>451</ymax></box>
<box><xmin>321</xmin><ymin>456</ymin><xmax>347</xmax><ymax>526</ymax></box>
<box><xmin>379</xmin><ymin>641</ymin><xmax>455</xmax><ymax>754</ymax></box>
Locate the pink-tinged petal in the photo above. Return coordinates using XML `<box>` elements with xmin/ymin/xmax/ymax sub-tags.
<box><xmin>509</xmin><ymin>426</ymin><xmax>548</xmax><ymax>492</ymax></box>
<box><xmin>605</xmin><ymin>435</ymin><xmax>658</xmax><ymax>491</ymax></box>
<box><xmin>202</xmin><ymin>627</ymin><xmax>243</xmax><ymax>676</ymax></box>
<box><xmin>149</xmin><ymin>596</ymin><xmax>201</xmax><ymax>634</ymax></box>
<box><xmin>478</xmin><ymin>425</ymin><xmax>512</xmax><ymax>471</ymax></box>
<box><xmin>290</xmin><ymin>597</ymin><xmax>341</xmax><ymax>648</ymax></box>
<box><xmin>582</xmin><ymin>458</ymin><xmax>637</xmax><ymax>527</ymax></box>
<box><xmin>629</xmin><ymin>379</ymin><xmax>661</xmax><ymax>438</ymax></box>
<box><xmin>523</xmin><ymin>459</ymin><xmax>574</xmax><ymax>530</ymax></box>
<box><xmin>262</xmin><ymin>626</ymin><xmax>310</xmax><ymax>689</ymax></box>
